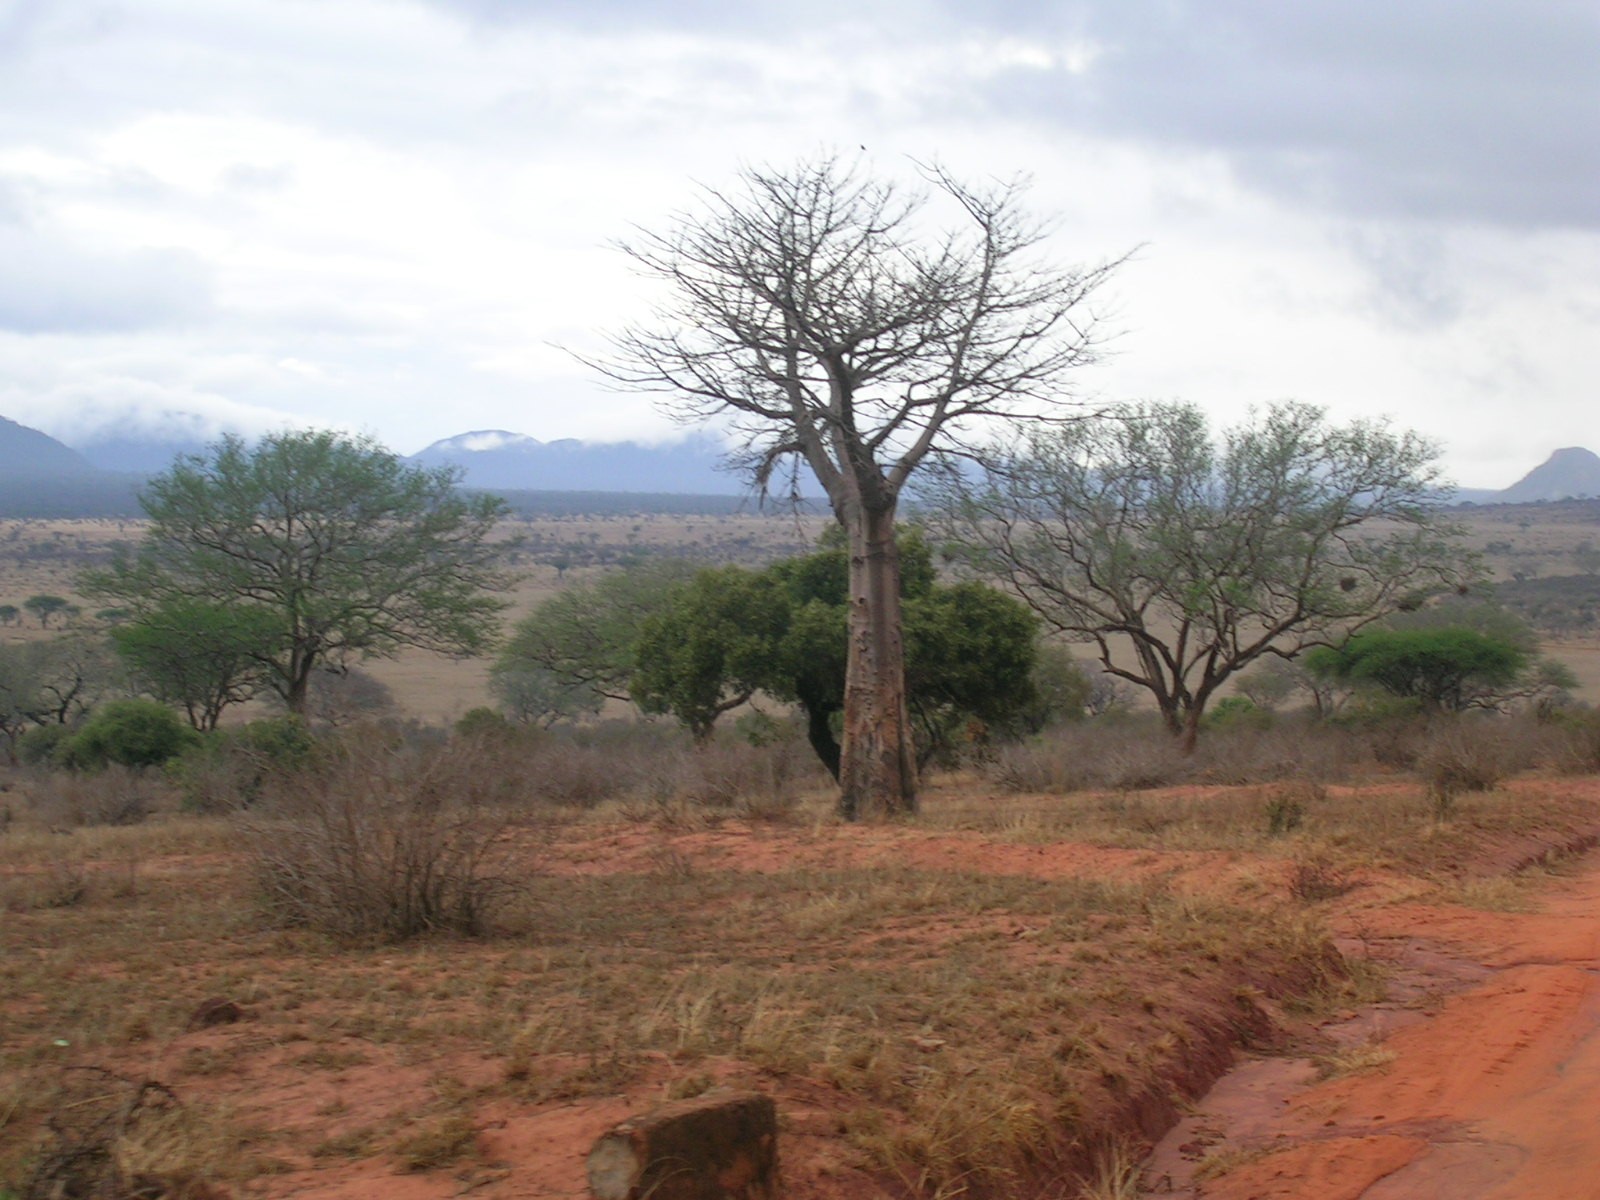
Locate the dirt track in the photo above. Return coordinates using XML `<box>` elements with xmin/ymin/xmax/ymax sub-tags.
<box><xmin>1148</xmin><ymin>850</ymin><xmax>1600</xmax><ymax>1198</ymax></box>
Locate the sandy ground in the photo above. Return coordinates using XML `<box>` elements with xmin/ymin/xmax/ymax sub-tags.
<box><xmin>1146</xmin><ymin>846</ymin><xmax>1600</xmax><ymax>1198</ymax></box>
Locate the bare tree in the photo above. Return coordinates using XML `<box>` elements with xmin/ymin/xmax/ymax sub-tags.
<box><xmin>598</xmin><ymin>157</ymin><xmax>1123</xmax><ymax>817</ymax></box>
<box><xmin>929</xmin><ymin>401</ymin><xmax>1474</xmax><ymax>751</ymax></box>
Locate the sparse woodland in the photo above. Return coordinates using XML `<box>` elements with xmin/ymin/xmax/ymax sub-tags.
<box><xmin>2</xmin><ymin>156</ymin><xmax>1599</xmax><ymax>1197</ymax></box>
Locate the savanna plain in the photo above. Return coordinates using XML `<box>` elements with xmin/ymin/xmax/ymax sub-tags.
<box><xmin>5</xmin><ymin>506</ymin><xmax>1600</xmax><ymax>1199</ymax></box>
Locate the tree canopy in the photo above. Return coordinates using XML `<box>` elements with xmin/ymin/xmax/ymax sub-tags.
<box><xmin>491</xmin><ymin>558</ymin><xmax>699</xmax><ymax>725</ymax></box>
<box><xmin>111</xmin><ymin>600</ymin><xmax>278</xmax><ymax>730</ymax></box>
<box><xmin>599</xmin><ymin>156</ymin><xmax>1123</xmax><ymax>818</ymax></box>
<box><xmin>632</xmin><ymin>531</ymin><xmax>1042</xmax><ymax>776</ymax></box>
<box><xmin>929</xmin><ymin>400</ymin><xmax>1474</xmax><ymax>749</ymax></box>
<box><xmin>84</xmin><ymin>430</ymin><xmax>511</xmax><ymax>715</ymax></box>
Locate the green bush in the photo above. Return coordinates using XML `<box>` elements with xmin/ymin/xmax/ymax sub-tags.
<box><xmin>15</xmin><ymin>723</ymin><xmax>73</xmax><ymax>766</ymax></box>
<box><xmin>454</xmin><ymin>706</ymin><xmax>512</xmax><ymax>739</ymax></box>
<box><xmin>56</xmin><ymin>700</ymin><xmax>199</xmax><ymax>770</ymax></box>
<box><xmin>1204</xmin><ymin>696</ymin><xmax>1273</xmax><ymax>732</ymax></box>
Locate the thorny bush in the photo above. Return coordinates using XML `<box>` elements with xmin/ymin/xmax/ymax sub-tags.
<box><xmin>245</xmin><ymin>731</ymin><xmax>523</xmax><ymax>942</ymax></box>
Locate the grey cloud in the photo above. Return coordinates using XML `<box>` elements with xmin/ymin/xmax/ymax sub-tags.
<box><xmin>975</xmin><ymin>0</ymin><xmax>1600</xmax><ymax>230</ymax></box>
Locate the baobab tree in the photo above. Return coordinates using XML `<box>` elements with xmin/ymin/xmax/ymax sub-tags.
<box><xmin>598</xmin><ymin>157</ymin><xmax>1123</xmax><ymax>818</ymax></box>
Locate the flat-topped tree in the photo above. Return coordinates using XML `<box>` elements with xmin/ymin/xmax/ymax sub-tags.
<box><xmin>598</xmin><ymin>157</ymin><xmax>1123</xmax><ymax>819</ymax></box>
<box><xmin>84</xmin><ymin>430</ymin><xmax>511</xmax><ymax>717</ymax></box>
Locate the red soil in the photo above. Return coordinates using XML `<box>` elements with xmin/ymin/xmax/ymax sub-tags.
<box><xmin>1151</xmin><ymin>847</ymin><xmax>1600</xmax><ymax>1198</ymax></box>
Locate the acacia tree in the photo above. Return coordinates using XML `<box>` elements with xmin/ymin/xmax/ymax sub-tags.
<box><xmin>25</xmin><ymin>594</ymin><xmax>70</xmax><ymax>628</ymax></box>
<box><xmin>600</xmin><ymin>158</ymin><xmax>1121</xmax><ymax>818</ymax></box>
<box><xmin>930</xmin><ymin>401</ymin><xmax>1473</xmax><ymax>751</ymax></box>
<box><xmin>84</xmin><ymin>430</ymin><xmax>511</xmax><ymax>716</ymax></box>
<box><xmin>1306</xmin><ymin>599</ymin><xmax>1577</xmax><ymax>714</ymax></box>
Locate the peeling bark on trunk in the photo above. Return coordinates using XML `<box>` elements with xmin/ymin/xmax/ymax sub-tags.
<box><xmin>838</xmin><ymin>506</ymin><xmax>917</xmax><ymax>820</ymax></box>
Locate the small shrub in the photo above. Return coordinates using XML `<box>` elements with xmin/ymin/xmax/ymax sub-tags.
<box><xmin>1263</xmin><ymin>780</ymin><xmax>1325</xmax><ymax>836</ymax></box>
<box><xmin>1417</xmin><ymin>722</ymin><xmax>1508</xmax><ymax>818</ymax></box>
<box><xmin>1288</xmin><ymin>855</ymin><xmax>1355</xmax><ymax>902</ymax></box>
<box><xmin>454</xmin><ymin>707</ymin><xmax>511</xmax><ymax>739</ymax></box>
<box><xmin>246</xmin><ymin>736</ymin><xmax>521</xmax><ymax>942</ymax></box>
<box><xmin>393</xmin><ymin>1114</ymin><xmax>477</xmax><ymax>1172</ymax></box>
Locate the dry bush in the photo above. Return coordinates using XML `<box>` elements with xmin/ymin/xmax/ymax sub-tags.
<box><xmin>246</xmin><ymin>734</ymin><xmax>523</xmax><ymax>942</ymax></box>
<box><xmin>12</xmin><ymin>1067</ymin><xmax>232</xmax><ymax>1200</ymax></box>
<box><xmin>1416</xmin><ymin>720</ymin><xmax>1514</xmax><ymax>817</ymax></box>
<box><xmin>1191</xmin><ymin>721</ymin><xmax>1374</xmax><ymax>787</ymax></box>
<box><xmin>1548</xmin><ymin>709</ymin><xmax>1600</xmax><ymax>775</ymax></box>
<box><xmin>667</xmin><ymin>732</ymin><xmax>825</xmax><ymax>819</ymax></box>
<box><xmin>19</xmin><ymin>764</ymin><xmax>169</xmax><ymax>828</ymax></box>
<box><xmin>1263</xmin><ymin>779</ymin><xmax>1327</xmax><ymax>836</ymax></box>
<box><xmin>0</xmin><ymin>859</ymin><xmax>91</xmax><ymax>913</ymax></box>
<box><xmin>988</xmin><ymin>719</ymin><xmax>1193</xmax><ymax>794</ymax></box>
<box><xmin>1288</xmin><ymin>854</ymin><xmax>1356</xmax><ymax>903</ymax></box>
<box><xmin>988</xmin><ymin>716</ymin><xmax>1372</xmax><ymax>796</ymax></box>
<box><xmin>517</xmin><ymin>738</ymin><xmax>639</xmax><ymax>808</ymax></box>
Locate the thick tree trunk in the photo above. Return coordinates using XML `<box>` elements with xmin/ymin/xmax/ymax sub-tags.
<box><xmin>1178</xmin><ymin>710</ymin><xmax>1201</xmax><ymax>756</ymax></box>
<box><xmin>838</xmin><ymin>505</ymin><xmax>917</xmax><ymax>820</ymax></box>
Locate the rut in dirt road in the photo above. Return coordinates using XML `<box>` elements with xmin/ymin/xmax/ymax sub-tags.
<box><xmin>1149</xmin><ymin>850</ymin><xmax>1600</xmax><ymax>1199</ymax></box>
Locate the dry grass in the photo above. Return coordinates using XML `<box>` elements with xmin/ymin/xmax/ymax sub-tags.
<box><xmin>4</xmin><ymin>708</ymin><xmax>1599</xmax><ymax>1196</ymax></box>
<box><xmin>1312</xmin><ymin>1039</ymin><xmax>1397</xmax><ymax>1080</ymax></box>
<box><xmin>1</xmin><ymin>790</ymin><xmax>1347</xmax><ymax>1197</ymax></box>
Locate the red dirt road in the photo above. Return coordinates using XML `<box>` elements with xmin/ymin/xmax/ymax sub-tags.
<box><xmin>1154</xmin><ymin>853</ymin><xmax>1600</xmax><ymax>1198</ymax></box>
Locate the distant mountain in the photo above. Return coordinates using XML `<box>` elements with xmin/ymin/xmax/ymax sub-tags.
<box><xmin>1496</xmin><ymin>447</ymin><xmax>1600</xmax><ymax>504</ymax></box>
<box><xmin>407</xmin><ymin>430</ymin><xmax>748</xmax><ymax>495</ymax></box>
<box><xmin>73</xmin><ymin>434</ymin><xmax>212</xmax><ymax>475</ymax></box>
<box><xmin>0</xmin><ymin>414</ymin><xmax>101</xmax><ymax>478</ymax></box>
<box><xmin>0</xmin><ymin>415</ymin><xmax>143</xmax><ymax>515</ymax></box>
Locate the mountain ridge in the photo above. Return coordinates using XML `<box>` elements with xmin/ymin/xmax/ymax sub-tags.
<box><xmin>3</xmin><ymin>413</ymin><xmax>1596</xmax><ymax>507</ymax></box>
<box><xmin>1494</xmin><ymin>446</ymin><xmax>1600</xmax><ymax>505</ymax></box>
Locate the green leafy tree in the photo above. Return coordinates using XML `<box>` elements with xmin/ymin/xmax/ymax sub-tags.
<box><xmin>111</xmin><ymin>600</ymin><xmax>279</xmax><ymax>730</ymax></box>
<box><xmin>492</xmin><ymin>558</ymin><xmax>698</xmax><ymax>719</ymax></box>
<box><xmin>1306</xmin><ymin>599</ymin><xmax>1576</xmax><ymax>713</ymax></box>
<box><xmin>24</xmin><ymin>594</ymin><xmax>70</xmax><ymax>628</ymax></box>
<box><xmin>0</xmin><ymin>604</ymin><xmax>20</xmax><ymax>626</ymax></box>
<box><xmin>83</xmin><ymin>430</ymin><xmax>511</xmax><ymax>716</ymax></box>
<box><xmin>930</xmin><ymin>401</ymin><xmax>1473</xmax><ymax>751</ymax></box>
<box><xmin>599</xmin><ymin>157</ymin><xmax>1122</xmax><ymax>819</ymax></box>
<box><xmin>633</xmin><ymin>532</ymin><xmax>1040</xmax><ymax>775</ymax></box>
<box><xmin>1305</xmin><ymin>628</ymin><xmax>1526</xmax><ymax>712</ymax></box>
<box><xmin>633</xmin><ymin>567</ymin><xmax>791</xmax><ymax>742</ymax></box>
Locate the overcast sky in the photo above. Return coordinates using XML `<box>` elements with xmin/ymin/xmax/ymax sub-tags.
<box><xmin>0</xmin><ymin>0</ymin><xmax>1594</xmax><ymax>487</ymax></box>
